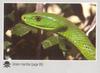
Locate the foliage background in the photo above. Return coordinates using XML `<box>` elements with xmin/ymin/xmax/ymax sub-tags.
<box><xmin>4</xmin><ymin>3</ymin><xmax>96</xmax><ymax>60</ymax></box>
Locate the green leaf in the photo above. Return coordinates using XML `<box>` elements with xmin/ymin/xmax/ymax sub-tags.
<box><xmin>4</xmin><ymin>41</ymin><xmax>12</xmax><ymax>49</ymax></box>
<box><xmin>4</xmin><ymin>11</ymin><xmax>15</xmax><ymax>22</ymax></box>
<box><xmin>42</xmin><ymin>35</ymin><xmax>67</xmax><ymax>52</ymax></box>
<box><xmin>42</xmin><ymin>36</ymin><xmax>59</xmax><ymax>49</ymax></box>
<box><xmin>12</xmin><ymin>23</ymin><xmax>38</xmax><ymax>37</ymax></box>
<box><xmin>7</xmin><ymin>11</ymin><xmax>15</xmax><ymax>22</ymax></box>
<box><xmin>58</xmin><ymin>37</ymin><xmax>67</xmax><ymax>52</ymax></box>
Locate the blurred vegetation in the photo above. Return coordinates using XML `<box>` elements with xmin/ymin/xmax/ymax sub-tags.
<box><xmin>4</xmin><ymin>3</ymin><xmax>96</xmax><ymax>60</ymax></box>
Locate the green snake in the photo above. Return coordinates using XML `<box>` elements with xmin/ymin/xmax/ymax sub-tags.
<box><xmin>21</xmin><ymin>12</ymin><xmax>96</xmax><ymax>60</ymax></box>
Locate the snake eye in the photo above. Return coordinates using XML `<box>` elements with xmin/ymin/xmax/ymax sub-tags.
<box><xmin>35</xmin><ymin>16</ymin><xmax>42</xmax><ymax>21</ymax></box>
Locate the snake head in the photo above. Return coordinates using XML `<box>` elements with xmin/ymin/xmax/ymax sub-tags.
<box><xmin>21</xmin><ymin>12</ymin><xmax>67</xmax><ymax>31</ymax></box>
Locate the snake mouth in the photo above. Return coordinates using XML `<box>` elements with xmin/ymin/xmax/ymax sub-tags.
<box><xmin>32</xmin><ymin>24</ymin><xmax>56</xmax><ymax>30</ymax></box>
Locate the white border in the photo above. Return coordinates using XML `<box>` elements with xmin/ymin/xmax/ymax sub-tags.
<box><xmin>0</xmin><ymin>0</ymin><xmax>100</xmax><ymax>73</ymax></box>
